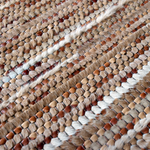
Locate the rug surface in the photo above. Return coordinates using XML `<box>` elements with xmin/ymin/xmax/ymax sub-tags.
<box><xmin>0</xmin><ymin>0</ymin><xmax>150</xmax><ymax>150</ymax></box>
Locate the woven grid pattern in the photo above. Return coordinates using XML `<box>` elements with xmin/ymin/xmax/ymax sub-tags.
<box><xmin>0</xmin><ymin>0</ymin><xmax>150</xmax><ymax>150</ymax></box>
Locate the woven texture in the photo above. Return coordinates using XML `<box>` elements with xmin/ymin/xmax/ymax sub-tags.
<box><xmin>0</xmin><ymin>0</ymin><xmax>150</xmax><ymax>150</ymax></box>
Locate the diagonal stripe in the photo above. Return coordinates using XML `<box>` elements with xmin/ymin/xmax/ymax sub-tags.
<box><xmin>0</xmin><ymin>54</ymin><xmax>79</xmax><ymax>109</ymax></box>
<box><xmin>0</xmin><ymin>12</ymin><xmax>148</xmax><ymax>142</ymax></box>
<box><xmin>44</xmin><ymin>47</ymin><xmax>150</xmax><ymax>150</ymax></box>
<box><xmin>0</xmin><ymin>0</ymin><xmax>117</xmax><ymax>85</ymax></box>
<box><xmin>105</xmin><ymin>113</ymin><xmax>150</xmax><ymax>150</ymax></box>
<box><xmin>0</xmin><ymin>0</ymin><xmax>132</xmax><ymax>87</ymax></box>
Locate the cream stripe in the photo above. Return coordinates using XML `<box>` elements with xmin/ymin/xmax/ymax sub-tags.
<box><xmin>0</xmin><ymin>0</ymin><xmax>18</xmax><ymax>10</ymax></box>
<box><xmin>44</xmin><ymin>61</ymin><xmax>150</xmax><ymax>150</ymax></box>
<box><xmin>0</xmin><ymin>0</ymin><xmax>133</xmax><ymax>109</ymax></box>
<box><xmin>105</xmin><ymin>112</ymin><xmax>150</xmax><ymax>150</ymax></box>
<box><xmin>0</xmin><ymin>0</ymin><xmax>116</xmax><ymax>85</ymax></box>
<box><xmin>0</xmin><ymin>54</ymin><xmax>79</xmax><ymax>109</ymax></box>
<box><xmin>0</xmin><ymin>0</ymin><xmax>131</xmax><ymax>84</ymax></box>
<box><xmin>44</xmin><ymin>43</ymin><xmax>150</xmax><ymax>150</ymax></box>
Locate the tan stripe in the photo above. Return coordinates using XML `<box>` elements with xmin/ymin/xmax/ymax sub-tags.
<box><xmin>0</xmin><ymin>21</ymin><xmax>149</xmax><ymax>138</ymax></box>
<box><xmin>58</xmin><ymin>71</ymin><xmax>150</xmax><ymax>149</ymax></box>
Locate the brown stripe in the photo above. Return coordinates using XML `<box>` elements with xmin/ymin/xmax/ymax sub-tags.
<box><xmin>59</xmin><ymin>72</ymin><xmax>150</xmax><ymax>150</ymax></box>
<box><xmin>0</xmin><ymin>0</ymin><xmax>108</xmax><ymax>43</ymax></box>
<box><xmin>1</xmin><ymin>2</ymin><xmax>147</xmax><ymax>117</ymax></box>
<box><xmin>0</xmin><ymin>21</ymin><xmax>149</xmax><ymax>138</ymax></box>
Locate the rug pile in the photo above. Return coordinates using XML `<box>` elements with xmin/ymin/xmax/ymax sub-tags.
<box><xmin>0</xmin><ymin>0</ymin><xmax>150</xmax><ymax>150</ymax></box>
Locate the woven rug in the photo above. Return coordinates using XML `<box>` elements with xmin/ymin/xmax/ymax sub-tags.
<box><xmin>0</xmin><ymin>0</ymin><xmax>150</xmax><ymax>150</ymax></box>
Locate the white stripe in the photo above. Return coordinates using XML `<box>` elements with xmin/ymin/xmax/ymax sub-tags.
<box><xmin>0</xmin><ymin>0</ymin><xmax>16</xmax><ymax>10</ymax></box>
<box><xmin>0</xmin><ymin>0</ymin><xmax>132</xmax><ymax>109</ymax></box>
<box><xmin>0</xmin><ymin>0</ymin><xmax>124</xmax><ymax>85</ymax></box>
<box><xmin>106</xmin><ymin>111</ymin><xmax>150</xmax><ymax>150</ymax></box>
<box><xmin>44</xmin><ymin>30</ymin><xmax>150</xmax><ymax>150</ymax></box>
<box><xmin>0</xmin><ymin>54</ymin><xmax>79</xmax><ymax>109</ymax></box>
<box><xmin>44</xmin><ymin>60</ymin><xmax>150</xmax><ymax>149</ymax></box>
